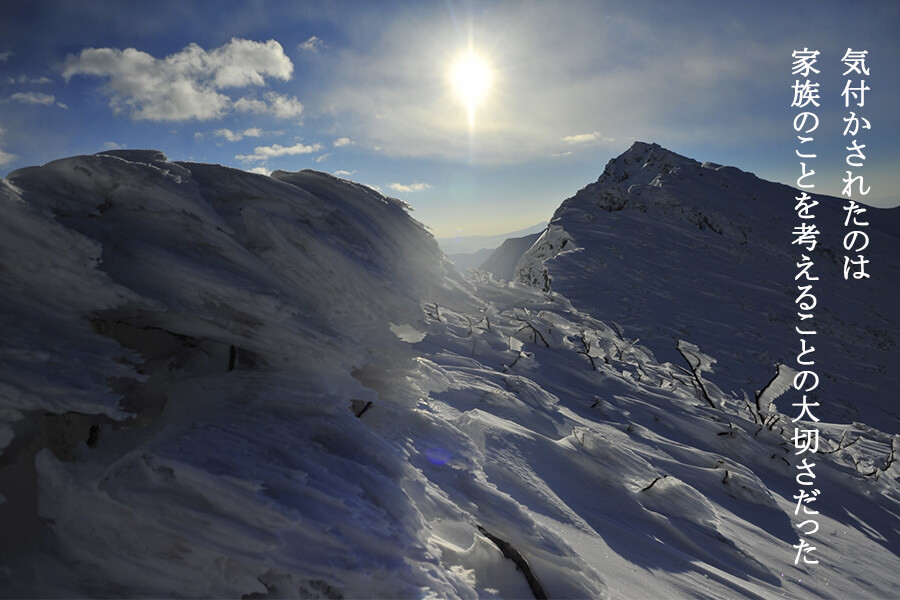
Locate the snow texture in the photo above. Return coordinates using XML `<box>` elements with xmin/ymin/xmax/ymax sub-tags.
<box><xmin>1</xmin><ymin>145</ymin><xmax>898</xmax><ymax>599</ymax></box>
<box><xmin>516</xmin><ymin>141</ymin><xmax>900</xmax><ymax>430</ymax></box>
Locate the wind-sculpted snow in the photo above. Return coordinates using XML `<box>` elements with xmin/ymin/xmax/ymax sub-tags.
<box><xmin>1</xmin><ymin>148</ymin><xmax>899</xmax><ymax>599</ymax></box>
<box><xmin>517</xmin><ymin>141</ymin><xmax>900</xmax><ymax>432</ymax></box>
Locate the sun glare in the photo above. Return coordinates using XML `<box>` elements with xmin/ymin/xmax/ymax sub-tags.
<box><xmin>450</xmin><ymin>50</ymin><xmax>493</xmax><ymax>128</ymax></box>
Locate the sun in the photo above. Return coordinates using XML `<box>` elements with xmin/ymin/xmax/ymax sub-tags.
<box><xmin>450</xmin><ymin>50</ymin><xmax>493</xmax><ymax>128</ymax></box>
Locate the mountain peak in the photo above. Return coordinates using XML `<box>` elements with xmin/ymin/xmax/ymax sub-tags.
<box><xmin>551</xmin><ymin>141</ymin><xmax>777</xmax><ymax>222</ymax></box>
<box><xmin>597</xmin><ymin>141</ymin><xmax>703</xmax><ymax>187</ymax></box>
<box><xmin>622</xmin><ymin>140</ymin><xmax>665</xmax><ymax>158</ymax></box>
<box><xmin>518</xmin><ymin>141</ymin><xmax>899</xmax><ymax>431</ymax></box>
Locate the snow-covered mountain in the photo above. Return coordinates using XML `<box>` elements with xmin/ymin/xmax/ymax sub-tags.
<box><xmin>445</xmin><ymin>246</ymin><xmax>496</xmax><ymax>273</ymax></box>
<box><xmin>439</xmin><ymin>223</ymin><xmax>547</xmax><ymax>256</ymax></box>
<box><xmin>440</xmin><ymin>223</ymin><xmax>547</xmax><ymax>273</ymax></box>
<box><xmin>517</xmin><ymin>141</ymin><xmax>900</xmax><ymax>432</ymax></box>
<box><xmin>1</xmin><ymin>147</ymin><xmax>898</xmax><ymax>599</ymax></box>
<box><xmin>479</xmin><ymin>232</ymin><xmax>544</xmax><ymax>282</ymax></box>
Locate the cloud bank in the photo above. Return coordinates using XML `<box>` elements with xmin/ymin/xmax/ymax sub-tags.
<box><xmin>562</xmin><ymin>131</ymin><xmax>601</xmax><ymax>144</ymax></box>
<box><xmin>236</xmin><ymin>142</ymin><xmax>323</xmax><ymax>162</ymax></box>
<box><xmin>214</xmin><ymin>128</ymin><xmax>263</xmax><ymax>142</ymax></box>
<box><xmin>388</xmin><ymin>182</ymin><xmax>432</xmax><ymax>193</ymax></box>
<box><xmin>0</xmin><ymin>123</ymin><xmax>13</xmax><ymax>166</ymax></box>
<box><xmin>8</xmin><ymin>92</ymin><xmax>66</xmax><ymax>108</ymax></box>
<box><xmin>62</xmin><ymin>38</ymin><xmax>296</xmax><ymax>121</ymax></box>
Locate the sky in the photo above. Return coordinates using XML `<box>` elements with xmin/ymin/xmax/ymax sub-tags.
<box><xmin>1</xmin><ymin>0</ymin><xmax>898</xmax><ymax>238</ymax></box>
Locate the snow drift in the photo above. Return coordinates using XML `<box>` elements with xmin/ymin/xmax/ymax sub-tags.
<box><xmin>1</xmin><ymin>147</ymin><xmax>898</xmax><ymax>599</ymax></box>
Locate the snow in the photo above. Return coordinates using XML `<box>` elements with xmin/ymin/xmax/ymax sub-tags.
<box><xmin>516</xmin><ymin>141</ymin><xmax>900</xmax><ymax>430</ymax></box>
<box><xmin>479</xmin><ymin>232</ymin><xmax>544</xmax><ymax>282</ymax></box>
<box><xmin>1</xmin><ymin>145</ymin><xmax>898</xmax><ymax>599</ymax></box>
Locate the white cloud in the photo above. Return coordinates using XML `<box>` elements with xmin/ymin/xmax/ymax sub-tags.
<box><xmin>236</xmin><ymin>141</ymin><xmax>323</xmax><ymax>162</ymax></box>
<box><xmin>208</xmin><ymin>40</ymin><xmax>293</xmax><ymax>87</ymax></box>
<box><xmin>315</xmin><ymin>153</ymin><xmax>330</xmax><ymax>163</ymax></box>
<box><xmin>318</xmin><ymin>4</ymin><xmax>779</xmax><ymax>163</ymax></box>
<box><xmin>0</xmin><ymin>51</ymin><xmax>12</xmax><ymax>62</ymax></box>
<box><xmin>103</xmin><ymin>141</ymin><xmax>125</xmax><ymax>150</ymax></box>
<box><xmin>263</xmin><ymin>93</ymin><xmax>304</xmax><ymax>119</ymax></box>
<box><xmin>298</xmin><ymin>36</ymin><xmax>327</xmax><ymax>53</ymax></box>
<box><xmin>232</xmin><ymin>97</ymin><xmax>266</xmax><ymax>113</ymax></box>
<box><xmin>214</xmin><ymin>127</ymin><xmax>264</xmax><ymax>142</ymax></box>
<box><xmin>9</xmin><ymin>92</ymin><xmax>66</xmax><ymax>108</ymax></box>
<box><xmin>62</xmin><ymin>38</ymin><xmax>294</xmax><ymax>121</ymax></box>
<box><xmin>7</xmin><ymin>76</ymin><xmax>52</xmax><ymax>85</ymax></box>
<box><xmin>550</xmin><ymin>151</ymin><xmax>573</xmax><ymax>157</ymax></box>
<box><xmin>0</xmin><ymin>125</ymin><xmax>14</xmax><ymax>166</ymax></box>
<box><xmin>248</xmin><ymin>166</ymin><xmax>271</xmax><ymax>176</ymax></box>
<box><xmin>333</xmin><ymin>137</ymin><xmax>353</xmax><ymax>147</ymax></box>
<box><xmin>388</xmin><ymin>182</ymin><xmax>432</xmax><ymax>193</ymax></box>
<box><xmin>562</xmin><ymin>131</ymin><xmax>601</xmax><ymax>144</ymax></box>
<box><xmin>334</xmin><ymin>170</ymin><xmax>354</xmax><ymax>177</ymax></box>
<box><xmin>234</xmin><ymin>91</ymin><xmax>303</xmax><ymax>119</ymax></box>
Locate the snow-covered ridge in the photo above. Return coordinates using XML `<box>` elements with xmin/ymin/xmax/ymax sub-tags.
<box><xmin>0</xmin><ymin>150</ymin><xmax>477</xmax><ymax>594</ymax></box>
<box><xmin>1</xmin><ymin>148</ymin><xmax>468</xmax><ymax>421</ymax></box>
<box><xmin>516</xmin><ymin>141</ymin><xmax>900</xmax><ymax>431</ymax></box>
<box><xmin>550</xmin><ymin>141</ymin><xmax>771</xmax><ymax>241</ymax></box>
<box><xmin>1</xmin><ymin>148</ymin><xmax>899</xmax><ymax>599</ymax></box>
<box><xmin>515</xmin><ymin>141</ymin><xmax>766</xmax><ymax>297</ymax></box>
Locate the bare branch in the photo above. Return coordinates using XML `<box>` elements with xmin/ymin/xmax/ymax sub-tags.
<box><xmin>640</xmin><ymin>475</ymin><xmax>668</xmax><ymax>492</ymax></box>
<box><xmin>576</xmin><ymin>331</ymin><xmax>597</xmax><ymax>371</ymax></box>
<box><xmin>425</xmin><ymin>302</ymin><xmax>442</xmax><ymax>322</ymax></box>
<box><xmin>513</xmin><ymin>310</ymin><xmax>549</xmax><ymax>348</ymax></box>
<box><xmin>820</xmin><ymin>430</ymin><xmax>859</xmax><ymax>455</ymax></box>
<box><xmin>477</xmin><ymin>526</ymin><xmax>548</xmax><ymax>600</ymax></box>
<box><xmin>675</xmin><ymin>343</ymin><xmax>716</xmax><ymax>409</ymax></box>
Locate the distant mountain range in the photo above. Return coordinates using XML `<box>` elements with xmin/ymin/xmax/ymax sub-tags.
<box><xmin>438</xmin><ymin>222</ymin><xmax>546</xmax><ymax>256</ymax></box>
<box><xmin>478</xmin><ymin>232</ymin><xmax>543</xmax><ymax>281</ymax></box>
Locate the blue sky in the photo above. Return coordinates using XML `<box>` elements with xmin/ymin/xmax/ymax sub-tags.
<box><xmin>1</xmin><ymin>0</ymin><xmax>897</xmax><ymax>237</ymax></box>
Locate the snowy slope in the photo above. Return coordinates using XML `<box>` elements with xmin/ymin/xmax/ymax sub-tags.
<box><xmin>479</xmin><ymin>232</ymin><xmax>543</xmax><ymax>282</ymax></box>
<box><xmin>1</xmin><ymin>149</ymin><xmax>899</xmax><ymax>599</ymax></box>
<box><xmin>517</xmin><ymin>142</ymin><xmax>900</xmax><ymax>433</ymax></box>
